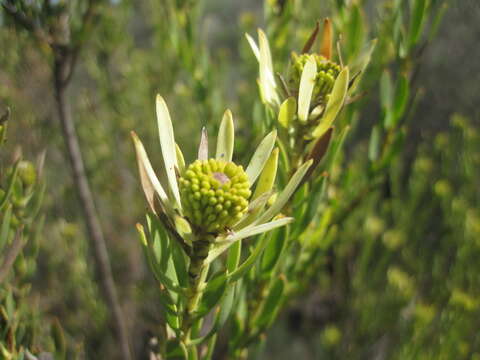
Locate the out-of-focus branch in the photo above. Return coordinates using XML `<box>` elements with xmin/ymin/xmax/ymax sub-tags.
<box><xmin>2</xmin><ymin>2</ymin><xmax>132</xmax><ymax>359</ymax></box>
<box><xmin>0</xmin><ymin>228</ymin><xmax>25</xmax><ymax>284</ymax></box>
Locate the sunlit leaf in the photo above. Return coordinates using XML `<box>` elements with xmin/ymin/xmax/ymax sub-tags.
<box><xmin>156</xmin><ymin>95</ymin><xmax>181</xmax><ymax>207</ymax></box>
<box><xmin>245</xmin><ymin>33</ymin><xmax>260</xmax><ymax>62</ymax></box>
<box><xmin>131</xmin><ymin>131</ymin><xmax>171</xmax><ymax>215</ymax></box>
<box><xmin>277</xmin><ymin>97</ymin><xmax>296</xmax><ymax>128</ymax></box>
<box><xmin>312</xmin><ymin>67</ymin><xmax>349</xmax><ymax>138</ymax></box>
<box><xmin>197</xmin><ymin>127</ymin><xmax>208</xmax><ymax>161</ymax></box>
<box><xmin>297</xmin><ymin>55</ymin><xmax>317</xmax><ymax>123</ymax></box>
<box><xmin>246</xmin><ymin>130</ymin><xmax>277</xmax><ymax>184</ymax></box>
<box><xmin>255</xmin><ymin>160</ymin><xmax>312</xmax><ymax>225</ymax></box>
<box><xmin>216</xmin><ymin>109</ymin><xmax>234</xmax><ymax>162</ymax></box>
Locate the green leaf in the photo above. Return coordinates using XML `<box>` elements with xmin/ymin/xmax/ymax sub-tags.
<box><xmin>277</xmin><ymin>97</ymin><xmax>297</xmax><ymax>128</ymax></box>
<box><xmin>156</xmin><ymin>95</ymin><xmax>181</xmax><ymax>207</ymax></box>
<box><xmin>206</xmin><ymin>217</ymin><xmax>293</xmax><ymax>264</ymax></box>
<box><xmin>0</xmin><ymin>205</ymin><xmax>12</xmax><ymax>251</ymax></box>
<box><xmin>346</xmin><ymin>4</ymin><xmax>364</xmax><ymax>59</ymax></box>
<box><xmin>131</xmin><ymin>131</ymin><xmax>171</xmax><ymax>215</ymax></box>
<box><xmin>369</xmin><ymin>125</ymin><xmax>381</xmax><ymax>162</ymax></box>
<box><xmin>252</xmin><ymin>276</ymin><xmax>285</xmax><ymax>329</ymax></box>
<box><xmin>176</xmin><ymin>143</ymin><xmax>186</xmax><ymax>175</ymax></box>
<box><xmin>408</xmin><ymin>0</ymin><xmax>426</xmax><ymax>48</ymax></box>
<box><xmin>380</xmin><ymin>70</ymin><xmax>393</xmax><ymax>111</ymax></box>
<box><xmin>196</xmin><ymin>273</ymin><xmax>228</xmax><ymax>318</ymax></box>
<box><xmin>349</xmin><ymin>39</ymin><xmax>377</xmax><ymax>92</ymax></box>
<box><xmin>216</xmin><ymin>109</ymin><xmax>235</xmax><ymax>162</ymax></box>
<box><xmin>297</xmin><ymin>55</ymin><xmax>317</xmax><ymax>123</ymax></box>
<box><xmin>260</xmin><ymin>227</ymin><xmax>287</xmax><ymax>275</ymax></box>
<box><xmin>227</xmin><ymin>234</ymin><xmax>270</xmax><ymax>283</ymax></box>
<box><xmin>226</xmin><ymin>241</ymin><xmax>242</xmax><ymax>273</ymax></box>
<box><xmin>255</xmin><ymin>160</ymin><xmax>312</xmax><ymax>225</ymax></box>
<box><xmin>258</xmin><ymin>29</ymin><xmax>278</xmax><ymax>105</ymax></box>
<box><xmin>312</xmin><ymin>67</ymin><xmax>349</xmax><ymax>138</ymax></box>
<box><xmin>246</xmin><ymin>130</ymin><xmax>277</xmax><ymax>184</ymax></box>
<box><xmin>393</xmin><ymin>74</ymin><xmax>409</xmax><ymax>121</ymax></box>
<box><xmin>0</xmin><ymin>161</ymin><xmax>19</xmax><ymax>212</ymax></box>
<box><xmin>137</xmin><ymin>222</ymin><xmax>184</xmax><ymax>295</ymax></box>
<box><xmin>245</xmin><ymin>32</ymin><xmax>260</xmax><ymax>62</ymax></box>
<box><xmin>253</xmin><ymin>148</ymin><xmax>279</xmax><ymax>200</ymax></box>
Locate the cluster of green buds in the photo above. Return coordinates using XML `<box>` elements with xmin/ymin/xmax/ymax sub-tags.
<box><xmin>289</xmin><ymin>52</ymin><xmax>341</xmax><ymax>105</ymax></box>
<box><xmin>246</xmin><ymin>19</ymin><xmax>375</xmax><ymax>163</ymax></box>
<box><xmin>179</xmin><ymin>159</ymin><xmax>251</xmax><ymax>233</ymax></box>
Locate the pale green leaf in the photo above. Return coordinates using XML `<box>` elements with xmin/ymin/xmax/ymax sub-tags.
<box><xmin>175</xmin><ymin>143</ymin><xmax>185</xmax><ymax>175</ymax></box>
<box><xmin>255</xmin><ymin>160</ymin><xmax>312</xmax><ymax>225</ymax></box>
<box><xmin>258</xmin><ymin>29</ymin><xmax>278</xmax><ymax>105</ymax></box>
<box><xmin>245</xmin><ymin>33</ymin><xmax>260</xmax><ymax>62</ymax></box>
<box><xmin>312</xmin><ymin>67</ymin><xmax>349</xmax><ymax>138</ymax></box>
<box><xmin>131</xmin><ymin>131</ymin><xmax>171</xmax><ymax>215</ymax></box>
<box><xmin>156</xmin><ymin>95</ymin><xmax>181</xmax><ymax>208</ymax></box>
<box><xmin>278</xmin><ymin>97</ymin><xmax>297</xmax><ymax>128</ymax></box>
<box><xmin>246</xmin><ymin>130</ymin><xmax>277</xmax><ymax>184</ymax></box>
<box><xmin>216</xmin><ymin>109</ymin><xmax>235</xmax><ymax>162</ymax></box>
<box><xmin>297</xmin><ymin>55</ymin><xmax>317</xmax><ymax>123</ymax></box>
<box><xmin>197</xmin><ymin>127</ymin><xmax>208</xmax><ymax>160</ymax></box>
<box><xmin>205</xmin><ymin>217</ymin><xmax>293</xmax><ymax>265</ymax></box>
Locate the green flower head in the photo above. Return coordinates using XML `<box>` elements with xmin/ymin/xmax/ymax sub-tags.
<box><xmin>179</xmin><ymin>159</ymin><xmax>251</xmax><ymax>232</ymax></box>
<box><xmin>289</xmin><ymin>52</ymin><xmax>341</xmax><ymax>105</ymax></box>
<box><xmin>132</xmin><ymin>95</ymin><xmax>312</xmax><ymax>260</ymax></box>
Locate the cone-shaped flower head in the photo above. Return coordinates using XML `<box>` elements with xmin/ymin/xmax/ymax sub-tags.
<box><xmin>179</xmin><ymin>159</ymin><xmax>251</xmax><ymax>232</ymax></box>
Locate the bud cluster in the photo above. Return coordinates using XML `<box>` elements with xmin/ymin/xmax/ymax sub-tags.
<box><xmin>289</xmin><ymin>53</ymin><xmax>341</xmax><ymax>104</ymax></box>
<box><xmin>179</xmin><ymin>159</ymin><xmax>251</xmax><ymax>233</ymax></box>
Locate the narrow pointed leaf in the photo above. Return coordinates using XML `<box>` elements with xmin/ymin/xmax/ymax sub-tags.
<box><xmin>227</xmin><ymin>234</ymin><xmax>270</xmax><ymax>283</ymax></box>
<box><xmin>349</xmin><ymin>39</ymin><xmax>377</xmax><ymax>92</ymax></box>
<box><xmin>278</xmin><ymin>97</ymin><xmax>296</xmax><ymax>128</ymax></box>
<box><xmin>205</xmin><ymin>217</ymin><xmax>293</xmax><ymax>265</ymax></box>
<box><xmin>216</xmin><ymin>109</ymin><xmax>234</xmax><ymax>162</ymax></box>
<box><xmin>0</xmin><ymin>160</ymin><xmax>19</xmax><ymax>211</ymax></box>
<box><xmin>198</xmin><ymin>127</ymin><xmax>209</xmax><ymax>160</ymax></box>
<box><xmin>226</xmin><ymin>241</ymin><xmax>242</xmax><ymax>273</ymax></box>
<box><xmin>196</xmin><ymin>273</ymin><xmax>228</xmax><ymax>318</ymax></box>
<box><xmin>246</xmin><ymin>130</ymin><xmax>277</xmax><ymax>184</ymax></box>
<box><xmin>320</xmin><ymin>18</ymin><xmax>333</xmax><ymax>59</ymax></box>
<box><xmin>156</xmin><ymin>95</ymin><xmax>181</xmax><ymax>207</ymax></box>
<box><xmin>224</xmin><ymin>217</ymin><xmax>293</xmax><ymax>244</ymax></box>
<box><xmin>131</xmin><ymin>131</ymin><xmax>170</xmax><ymax>214</ymax></box>
<box><xmin>408</xmin><ymin>0</ymin><xmax>426</xmax><ymax>48</ymax></box>
<box><xmin>245</xmin><ymin>33</ymin><xmax>260</xmax><ymax>62</ymax></box>
<box><xmin>252</xmin><ymin>276</ymin><xmax>284</xmax><ymax>329</ymax></box>
<box><xmin>258</xmin><ymin>29</ymin><xmax>278</xmax><ymax>105</ymax></box>
<box><xmin>255</xmin><ymin>160</ymin><xmax>312</xmax><ymax>225</ymax></box>
<box><xmin>298</xmin><ymin>56</ymin><xmax>317</xmax><ymax>123</ymax></box>
<box><xmin>312</xmin><ymin>67</ymin><xmax>349</xmax><ymax>138</ymax></box>
<box><xmin>175</xmin><ymin>143</ymin><xmax>185</xmax><ymax>174</ymax></box>
<box><xmin>253</xmin><ymin>148</ymin><xmax>278</xmax><ymax>200</ymax></box>
<box><xmin>302</xmin><ymin>20</ymin><xmax>320</xmax><ymax>53</ymax></box>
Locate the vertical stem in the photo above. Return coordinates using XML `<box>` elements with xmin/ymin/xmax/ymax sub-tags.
<box><xmin>53</xmin><ymin>57</ymin><xmax>132</xmax><ymax>360</ymax></box>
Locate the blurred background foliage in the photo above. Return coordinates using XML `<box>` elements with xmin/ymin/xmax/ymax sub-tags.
<box><xmin>0</xmin><ymin>0</ymin><xmax>479</xmax><ymax>359</ymax></box>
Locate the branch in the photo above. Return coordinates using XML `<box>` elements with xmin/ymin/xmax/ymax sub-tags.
<box><xmin>0</xmin><ymin>228</ymin><xmax>25</xmax><ymax>284</ymax></box>
<box><xmin>1</xmin><ymin>2</ymin><xmax>53</xmax><ymax>45</ymax></box>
